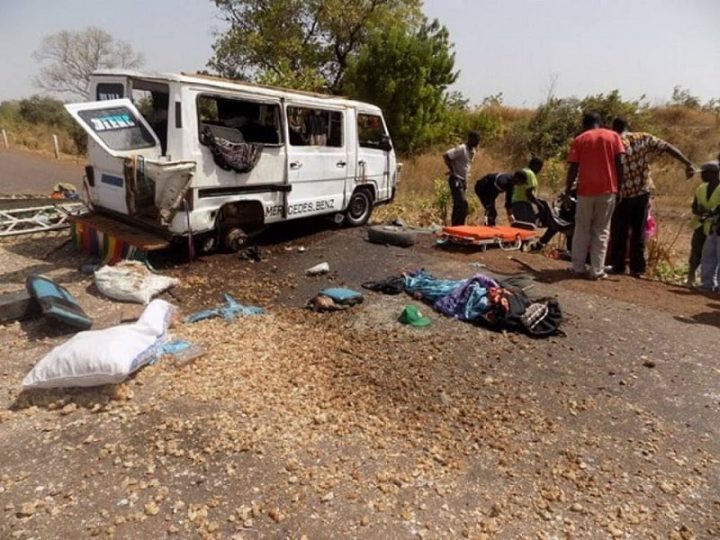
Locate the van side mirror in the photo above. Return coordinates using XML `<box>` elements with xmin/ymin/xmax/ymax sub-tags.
<box><xmin>379</xmin><ymin>135</ymin><xmax>392</xmax><ymax>152</ymax></box>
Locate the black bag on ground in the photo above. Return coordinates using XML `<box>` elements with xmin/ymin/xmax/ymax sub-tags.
<box><xmin>362</xmin><ymin>276</ymin><xmax>406</xmax><ymax>295</ymax></box>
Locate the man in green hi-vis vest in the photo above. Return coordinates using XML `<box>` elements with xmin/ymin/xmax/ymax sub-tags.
<box><xmin>509</xmin><ymin>157</ymin><xmax>544</xmax><ymax>224</ymax></box>
<box><xmin>691</xmin><ymin>162</ymin><xmax>720</xmax><ymax>288</ymax></box>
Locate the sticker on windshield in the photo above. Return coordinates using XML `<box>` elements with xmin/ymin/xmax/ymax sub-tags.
<box><xmin>89</xmin><ymin>114</ymin><xmax>137</xmax><ymax>131</ymax></box>
<box><xmin>77</xmin><ymin>106</ymin><xmax>156</xmax><ymax>151</ymax></box>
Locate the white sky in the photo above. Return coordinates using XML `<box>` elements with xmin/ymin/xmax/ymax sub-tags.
<box><xmin>0</xmin><ymin>0</ymin><xmax>718</xmax><ymax>106</ymax></box>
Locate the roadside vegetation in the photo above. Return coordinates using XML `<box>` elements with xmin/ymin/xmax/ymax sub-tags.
<box><xmin>1</xmin><ymin>0</ymin><xmax>719</xmax><ymax>278</ymax></box>
<box><xmin>2</xmin><ymin>91</ymin><xmax>719</xmax><ymax>282</ymax></box>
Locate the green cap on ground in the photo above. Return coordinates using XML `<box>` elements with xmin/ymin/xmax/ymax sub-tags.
<box><xmin>398</xmin><ymin>304</ymin><xmax>431</xmax><ymax>327</ymax></box>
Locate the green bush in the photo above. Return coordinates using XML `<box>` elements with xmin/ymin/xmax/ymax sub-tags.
<box><xmin>433</xmin><ymin>176</ymin><xmax>450</xmax><ymax>224</ymax></box>
<box><xmin>0</xmin><ymin>100</ymin><xmax>21</xmax><ymax>124</ymax></box>
<box><xmin>19</xmin><ymin>95</ymin><xmax>73</xmax><ymax>129</ymax></box>
<box><xmin>503</xmin><ymin>90</ymin><xmax>656</xmax><ymax>162</ymax></box>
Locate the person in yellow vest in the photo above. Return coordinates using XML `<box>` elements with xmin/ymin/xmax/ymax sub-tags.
<box><xmin>509</xmin><ymin>157</ymin><xmax>544</xmax><ymax>224</ymax></box>
<box><xmin>688</xmin><ymin>162</ymin><xmax>720</xmax><ymax>285</ymax></box>
<box><xmin>695</xmin><ymin>162</ymin><xmax>720</xmax><ymax>290</ymax></box>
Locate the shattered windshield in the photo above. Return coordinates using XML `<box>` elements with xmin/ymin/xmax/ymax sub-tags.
<box><xmin>78</xmin><ymin>106</ymin><xmax>156</xmax><ymax>151</ymax></box>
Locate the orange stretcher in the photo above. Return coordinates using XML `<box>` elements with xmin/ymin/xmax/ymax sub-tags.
<box><xmin>439</xmin><ymin>225</ymin><xmax>539</xmax><ymax>251</ymax></box>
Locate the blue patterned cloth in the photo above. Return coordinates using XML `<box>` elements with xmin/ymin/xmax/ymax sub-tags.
<box><xmin>404</xmin><ymin>270</ymin><xmax>499</xmax><ymax>321</ymax></box>
<box><xmin>186</xmin><ymin>294</ymin><xmax>264</xmax><ymax>323</ymax></box>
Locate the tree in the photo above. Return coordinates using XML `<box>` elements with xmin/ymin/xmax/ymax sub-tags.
<box><xmin>34</xmin><ymin>27</ymin><xmax>144</xmax><ymax>98</ymax></box>
<box><xmin>343</xmin><ymin>20</ymin><xmax>458</xmax><ymax>152</ymax></box>
<box><xmin>207</xmin><ymin>0</ymin><xmax>422</xmax><ymax>93</ymax></box>
<box><xmin>671</xmin><ymin>85</ymin><xmax>701</xmax><ymax>109</ymax></box>
<box><xmin>705</xmin><ymin>97</ymin><xmax>720</xmax><ymax>123</ymax></box>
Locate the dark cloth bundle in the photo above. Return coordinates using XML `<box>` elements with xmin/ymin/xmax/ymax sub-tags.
<box><xmin>200</xmin><ymin>127</ymin><xmax>263</xmax><ymax>173</ymax></box>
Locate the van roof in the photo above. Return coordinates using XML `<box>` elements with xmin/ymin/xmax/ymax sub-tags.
<box><xmin>91</xmin><ymin>69</ymin><xmax>383</xmax><ymax>113</ymax></box>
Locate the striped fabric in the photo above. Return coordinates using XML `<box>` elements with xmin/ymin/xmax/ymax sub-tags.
<box><xmin>71</xmin><ymin>222</ymin><xmax>143</xmax><ymax>265</ymax></box>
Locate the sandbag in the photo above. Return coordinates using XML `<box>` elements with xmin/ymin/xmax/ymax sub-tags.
<box><xmin>22</xmin><ymin>299</ymin><xmax>176</xmax><ymax>389</ymax></box>
<box><xmin>94</xmin><ymin>261</ymin><xmax>179</xmax><ymax>304</ymax></box>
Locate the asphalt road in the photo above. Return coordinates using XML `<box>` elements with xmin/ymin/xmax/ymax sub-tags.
<box><xmin>0</xmin><ymin>224</ymin><xmax>718</xmax><ymax>538</ymax></box>
<box><xmin>0</xmin><ymin>148</ymin><xmax>84</xmax><ymax>195</ymax></box>
<box><xmin>0</xmin><ymin>149</ymin><xmax>717</xmax><ymax>537</ymax></box>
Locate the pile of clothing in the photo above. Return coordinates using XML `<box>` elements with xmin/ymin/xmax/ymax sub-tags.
<box><xmin>367</xmin><ymin>270</ymin><xmax>563</xmax><ymax>337</ymax></box>
<box><xmin>200</xmin><ymin>127</ymin><xmax>263</xmax><ymax>174</ymax></box>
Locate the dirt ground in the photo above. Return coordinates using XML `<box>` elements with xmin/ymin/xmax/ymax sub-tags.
<box><xmin>0</xmin><ymin>220</ymin><xmax>718</xmax><ymax>540</ymax></box>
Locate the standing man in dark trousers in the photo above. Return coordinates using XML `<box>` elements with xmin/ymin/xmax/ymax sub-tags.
<box><xmin>565</xmin><ymin>112</ymin><xmax>625</xmax><ymax>280</ymax></box>
<box><xmin>609</xmin><ymin>117</ymin><xmax>694</xmax><ymax>276</ymax></box>
<box><xmin>444</xmin><ymin>131</ymin><xmax>481</xmax><ymax>226</ymax></box>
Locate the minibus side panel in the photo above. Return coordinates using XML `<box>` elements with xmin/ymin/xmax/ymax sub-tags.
<box><xmin>283</xmin><ymin>101</ymin><xmax>349</xmax><ymax>220</ymax></box>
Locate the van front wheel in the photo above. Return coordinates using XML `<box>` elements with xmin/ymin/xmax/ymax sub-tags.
<box><xmin>345</xmin><ymin>189</ymin><xmax>373</xmax><ymax>227</ymax></box>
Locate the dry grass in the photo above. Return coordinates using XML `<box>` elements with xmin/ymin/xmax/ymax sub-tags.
<box><xmin>375</xmin><ymin>148</ymin><xmax>508</xmax><ymax>225</ymax></box>
<box><xmin>1</xmin><ymin>121</ymin><xmax>79</xmax><ymax>157</ymax></box>
<box><xmin>376</xmin><ymin>107</ymin><xmax>718</xmax><ymax>267</ymax></box>
<box><xmin>495</xmin><ymin>106</ymin><xmax>533</xmax><ymax>125</ymax></box>
<box><xmin>652</xmin><ymin>106</ymin><xmax>720</xmax><ymax>186</ymax></box>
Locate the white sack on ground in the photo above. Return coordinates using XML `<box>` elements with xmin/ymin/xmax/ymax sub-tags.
<box><xmin>22</xmin><ymin>299</ymin><xmax>176</xmax><ymax>389</ymax></box>
<box><xmin>94</xmin><ymin>260</ymin><xmax>179</xmax><ymax>304</ymax></box>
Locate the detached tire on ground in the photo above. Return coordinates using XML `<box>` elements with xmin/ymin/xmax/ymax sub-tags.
<box><xmin>367</xmin><ymin>225</ymin><xmax>417</xmax><ymax>247</ymax></box>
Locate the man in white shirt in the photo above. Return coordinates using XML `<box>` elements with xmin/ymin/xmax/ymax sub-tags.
<box><xmin>443</xmin><ymin>131</ymin><xmax>481</xmax><ymax>225</ymax></box>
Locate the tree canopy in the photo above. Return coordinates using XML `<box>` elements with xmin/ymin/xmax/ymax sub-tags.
<box><xmin>207</xmin><ymin>0</ymin><xmax>422</xmax><ymax>93</ymax></box>
<box><xmin>34</xmin><ymin>27</ymin><xmax>144</xmax><ymax>98</ymax></box>
<box><xmin>344</xmin><ymin>20</ymin><xmax>458</xmax><ymax>152</ymax></box>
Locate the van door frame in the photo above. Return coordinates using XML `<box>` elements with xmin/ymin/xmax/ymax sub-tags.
<box><xmin>283</xmin><ymin>101</ymin><xmax>349</xmax><ymax>219</ymax></box>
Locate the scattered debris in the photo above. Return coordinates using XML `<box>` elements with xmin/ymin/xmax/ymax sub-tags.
<box><xmin>0</xmin><ymin>289</ymin><xmax>40</xmax><ymax>324</ymax></box>
<box><xmin>306</xmin><ymin>262</ymin><xmax>330</xmax><ymax>276</ymax></box>
<box><xmin>238</xmin><ymin>246</ymin><xmax>262</xmax><ymax>262</ymax></box>
<box><xmin>26</xmin><ymin>274</ymin><xmax>92</xmax><ymax>329</ymax></box>
<box><xmin>94</xmin><ymin>260</ymin><xmax>179</xmax><ymax>304</ymax></box>
<box><xmin>185</xmin><ymin>293</ymin><xmax>264</xmax><ymax>323</ymax></box>
<box><xmin>398</xmin><ymin>304</ymin><xmax>432</xmax><ymax>327</ymax></box>
<box><xmin>22</xmin><ymin>299</ymin><xmax>176</xmax><ymax>389</ymax></box>
<box><xmin>307</xmin><ymin>288</ymin><xmax>363</xmax><ymax>312</ymax></box>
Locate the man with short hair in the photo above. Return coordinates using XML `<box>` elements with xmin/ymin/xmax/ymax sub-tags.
<box><xmin>444</xmin><ymin>131</ymin><xmax>481</xmax><ymax>226</ymax></box>
<box><xmin>565</xmin><ymin>112</ymin><xmax>625</xmax><ymax>280</ymax></box>
<box><xmin>609</xmin><ymin>117</ymin><xmax>694</xmax><ymax>276</ymax></box>
<box><xmin>474</xmin><ymin>169</ymin><xmax>528</xmax><ymax>226</ymax></box>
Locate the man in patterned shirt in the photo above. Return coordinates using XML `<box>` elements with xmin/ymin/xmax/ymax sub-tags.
<box><xmin>609</xmin><ymin>117</ymin><xmax>694</xmax><ymax>276</ymax></box>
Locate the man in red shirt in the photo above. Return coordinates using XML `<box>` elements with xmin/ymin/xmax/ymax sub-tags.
<box><xmin>565</xmin><ymin>112</ymin><xmax>625</xmax><ymax>279</ymax></box>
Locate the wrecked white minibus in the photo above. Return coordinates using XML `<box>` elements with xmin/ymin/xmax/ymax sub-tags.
<box><xmin>65</xmin><ymin>70</ymin><xmax>399</xmax><ymax>251</ymax></box>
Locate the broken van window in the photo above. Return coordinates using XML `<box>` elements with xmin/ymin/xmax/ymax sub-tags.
<box><xmin>358</xmin><ymin>114</ymin><xmax>387</xmax><ymax>149</ymax></box>
<box><xmin>197</xmin><ymin>95</ymin><xmax>282</xmax><ymax>145</ymax></box>
<box><xmin>77</xmin><ymin>106</ymin><xmax>156</xmax><ymax>151</ymax></box>
<box><xmin>96</xmin><ymin>83</ymin><xmax>124</xmax><ymax>101</ymax></box>
<box><xmin>131</xmin><ymin>82</ymin><xmax>169</xmax><ymax>155</ymax></box>
<box><xmin>287</xmin><ymin>107</ymin><xmax>343</xmax><ymax>147</ymax></box>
